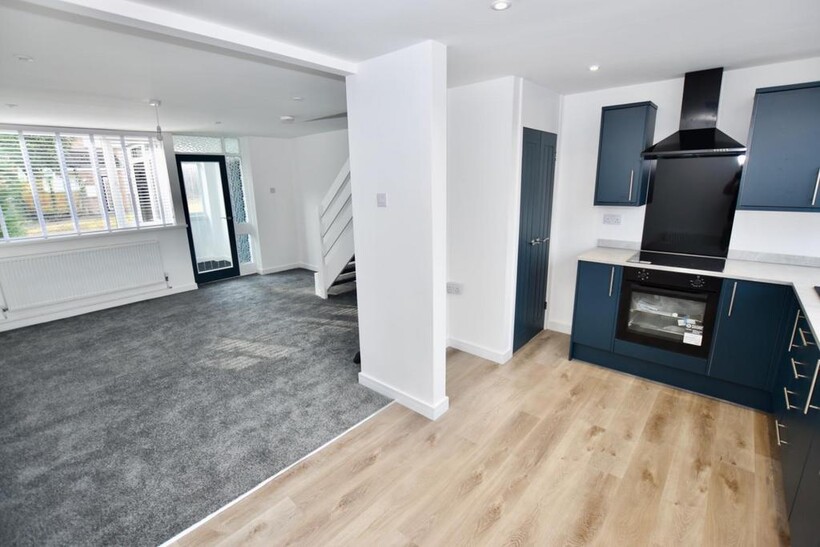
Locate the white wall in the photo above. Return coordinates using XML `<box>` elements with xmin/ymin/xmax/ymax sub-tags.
<box><xmin>347</xmin><ymin>41</ymin><xmax>449</xmax><ymax>419</ymax></box>
<box><xmin>292</xmin><ymin>130</ymin><xmax>349</xmax><ymax>269</ymax></box>
<box><xmin>241</xmin><ymin>131</ymin><xmax>349</xmax><ymax>274</ymax></box>
<box><xmin>447</xmin><ymin>77</ymin><xmax>561</xmax><ymax>363</ymax></box>
<box><xmin>241</xmin><ymin>136</ymin><xmax>302</xmax><ymax>273</ymax></box>
<box><xmin>549</xmin><ymin>57</ymin><xmax>820</xmax><ymax>333</ymax></box>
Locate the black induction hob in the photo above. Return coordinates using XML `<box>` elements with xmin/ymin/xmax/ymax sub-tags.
<box><xmin>627</xmin><ymin>251</ymin><xmax>726</xmax><ymax>272</ymax></box>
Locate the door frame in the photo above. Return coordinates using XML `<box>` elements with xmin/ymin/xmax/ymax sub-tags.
<box><xmin>175</xmin><ymin>153</ymin><xmax>241</xmax><ymax>284</ymax></box>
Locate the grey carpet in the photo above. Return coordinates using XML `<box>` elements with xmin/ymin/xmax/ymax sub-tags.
<box><xmin>0</xmin><ymin>270</ymin><xmax>390</xmax><ymax>546</ymax></box>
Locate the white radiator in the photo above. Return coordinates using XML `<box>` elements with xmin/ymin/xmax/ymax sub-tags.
<box><xmin>0</xmin><ymin>241</ymin><xmax>168</xmax><ymax>312</ymax></box>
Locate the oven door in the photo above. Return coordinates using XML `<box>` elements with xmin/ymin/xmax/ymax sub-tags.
<box><xmin>615</xmin><ymin>281</ymin><xmax>719</xmax><ymax>359</ymax></box>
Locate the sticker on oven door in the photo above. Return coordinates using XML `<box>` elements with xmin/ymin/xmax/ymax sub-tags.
<box><xmin>682</xmin><ymin>322</ymin><xmax>704</xmax><ymax>346</ymax></box>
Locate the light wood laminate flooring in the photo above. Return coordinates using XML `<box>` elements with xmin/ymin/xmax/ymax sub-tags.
<box><xmin>170</xmin><ymin>330</ymin><xmax>789</xmax><ymax>546</ymax></box>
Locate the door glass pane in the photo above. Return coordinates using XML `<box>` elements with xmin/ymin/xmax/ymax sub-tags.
<box><xmin>627</xmin><ymin>291</ymin><xmax>706</xmax><ymax>346</ymax></box>
<box><xmin>180</xmin><ymin>160</ymin><xmax>234</xmax><ymax>274</ymax></box>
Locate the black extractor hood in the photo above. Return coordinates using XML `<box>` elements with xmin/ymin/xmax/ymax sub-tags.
<box><xmin>642</xmin><ymin>68</ymin><xmax>746</xmax><ymax>158</ymax></box>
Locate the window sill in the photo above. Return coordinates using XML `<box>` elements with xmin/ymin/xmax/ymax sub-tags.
<box><xmin>0</xmin><ymin>225</ymin><xmax>188</xmax><ymax>249</ymax></box>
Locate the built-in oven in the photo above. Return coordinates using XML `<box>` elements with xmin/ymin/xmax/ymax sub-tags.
<box><xmin>615</xmin><ymin>267</ymin><xmax>722</xmax><ymax>359</ymax></box>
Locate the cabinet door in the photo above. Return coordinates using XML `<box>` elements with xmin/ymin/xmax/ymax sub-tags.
<box><xmin>775</xmin><ymin>378</ymin><xmax>815</xmax><ymax>515</ymax></box>
<box><xmin>594</xmin><ymin>103</ymin><xmax>656</xmax><ymax>206</ymax></box>
<box><xmin>789</xmin><ymin>429</ymin><xmax>820</xmax><ymax>546</ymax></box>
<box><xmin>708</xmin><ymin>279</ymin><xmax>789</xmax><ymax>390</ymax></box>
<box><xmin>739</xmin><ymin>83</ymin><xmax>820</xmax><ymax>211</ymax></box>
<box><xmin>571</xmin><ymin>261</ymin><xmax>621</xmax><ymax>351</ymax></box>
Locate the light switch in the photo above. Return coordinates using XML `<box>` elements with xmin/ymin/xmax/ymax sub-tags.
<box><xmin>603</xmin><ymin>214</ymin><xmax>622</xmax><ymax>225</ymax></box>
<box><xmin>376</xmin><ymin>193</ymin><xmax>388</xmax><ymax>208</ymax></box>
<box><xmin>447</xmin><ymin>282</ymin><xmax>463</xmax><ymax>295</ymax></box>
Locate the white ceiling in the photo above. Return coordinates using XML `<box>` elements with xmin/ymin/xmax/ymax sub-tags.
<box><xmin>2</xmin><ymin>0</ymin><xmax>819</xmax><ymax>137</ymax></box>
<box><xmin>0</xmin><ymin>4</ymin><xmax>348</xmax><ymax>137</ymax></box>
<box><xmin>130</xmin><ymin>0</ymin><xmax>820</xmax><ymax>92</ymax></box>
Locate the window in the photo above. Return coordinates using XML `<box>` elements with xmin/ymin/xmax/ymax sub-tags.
<box><xmin>0</xmin><ymin>128</ymin><xmax>175</xmax><ymax>241</ymax></box>
<box><xmin>172</xmin><ymin>136</ymin><xmax>253</xmax><ymax>264</ymax></box>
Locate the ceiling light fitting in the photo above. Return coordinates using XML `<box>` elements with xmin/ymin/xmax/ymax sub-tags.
<box><xmin>490</xmin><ymin>0</ymin><xmax>511</xmax><ymax>10</ymax></box>
<box><xmin>280</xmin><ymin>115</ymin><xmax>295</xmax><ymax>123</ymax></box>
<box><xmin>148</xmin><ymin>98</ymin><xmax>163</xmax><ymax>141</ymax></box>
<box><xmin>14</xmin><ymin>54</ymin><xmax>34</xmax><ymax>62</ymax></box>
<box><xmin>589</xmin><ymin>65</ymin><xmax>600</xmax><ymax>72</ymax></box>
<box><xmin>291</xmin><ymin>96</ymin><xmax>304</xmax><ymax>102</ymax></box>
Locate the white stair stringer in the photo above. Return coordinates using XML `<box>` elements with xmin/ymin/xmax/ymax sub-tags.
<box><xmin>314</xmin><ymin>159</ymin><xmax>355</xmax><ymax>298</ymax></box>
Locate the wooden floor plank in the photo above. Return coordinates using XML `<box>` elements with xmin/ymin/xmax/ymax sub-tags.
<box><xmin>169</xmin><ymin>331</ymin><xmax>788</xmax><ymax>546</ymax></box>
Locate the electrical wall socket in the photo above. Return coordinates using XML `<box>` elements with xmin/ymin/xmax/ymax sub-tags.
<box><xmin>376</xmin><ymin>193</ymin><xmax>388</xmax><ymax>208</ymax></box>
<box><xmin>603</xmin><ymin>214</ymin><xmax>622</xmax><ymax>225</ymax></box>
<box><xmin>446</xmin><ymin>282</ymin><xmax>463</xmax><ymax>295</ymax></box>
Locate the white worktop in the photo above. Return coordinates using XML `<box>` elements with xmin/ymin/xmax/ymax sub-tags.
<box><xmin>578</xmin><ymin>247</ymin><xmax>820</xmax><ymax>340</ymax></box>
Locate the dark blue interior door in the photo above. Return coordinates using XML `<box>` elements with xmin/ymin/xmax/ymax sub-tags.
<box><xmin>514</xmin><ymin>128</ymin><xmax>557</xmax><ymax>352</ymax></box>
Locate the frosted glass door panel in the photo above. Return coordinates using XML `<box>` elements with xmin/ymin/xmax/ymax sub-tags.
<box><xmin>180</xmin><ymin>161</ymin><xmax>234</xmax><ymax>274</ymax></box>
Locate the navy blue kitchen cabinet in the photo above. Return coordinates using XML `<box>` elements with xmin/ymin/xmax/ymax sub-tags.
<box><xmin>789</xmin><ymin>425</ymin><xmax>820</xmax><ymax>547</ymax></box>
<box><xmin>738</xmin><ymin>81</ymin><xmax>820</xmax><ymax>211</ymax></box>
<box><xmin>772</xmin><ymin>294</ymin><xmax>820</xmax><ymax>517</ymax></box>
<box><xmin>708</xmin><ymin>279</ymin><xmax>790</xmax><ymax>390</ymax></box>
<box><xmin>594</xmin><ymin>102</ymin><xmax>657</xmax><ymax>206</ymax></box>
<box><xmin>571</xmin><ymin>261</ymin><xmax>622</xmax><ymax>351</ymax></box>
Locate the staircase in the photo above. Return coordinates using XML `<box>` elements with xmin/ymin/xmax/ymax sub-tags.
<box><xmin>314</xmin><ymin>159</ymin><xmax>356</xmax><ymax>299</ymax></box>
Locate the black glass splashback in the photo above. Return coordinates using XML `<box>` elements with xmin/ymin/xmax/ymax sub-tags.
<box><xmin>641</xmin><ymin>156</ymin><xmax>743</xmax><ymax>258</ymax></box>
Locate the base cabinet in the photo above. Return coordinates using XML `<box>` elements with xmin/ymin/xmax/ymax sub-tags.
<box><xmin>571</xmin><ymin>261</ymin><xmax>621</xmax><ymax>351</ymax></box>
<box><xmin>789</xmin><ymin>431</ymin><xmax>820</xmax><ymax>547</ymax></box>
<box><xmin>709</xmin><ymin>279</ymin><xmax>789</xmax><ymax>390</ymax></box>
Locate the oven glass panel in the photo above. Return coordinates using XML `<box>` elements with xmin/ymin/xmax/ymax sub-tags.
<box><xmin>627</xmin><ymin>290</ymin><xmax>707</xmax><ymax>347</ymax></box>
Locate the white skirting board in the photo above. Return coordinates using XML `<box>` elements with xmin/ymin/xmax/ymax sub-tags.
<box><xmin>0</xmin><ymin>284</ymin><xmax>198</xmax><ymax>332</ymax></box>
<box><xmin>257</xmin><ymin>263</ymin><xmax>318</xmax><ymax>275</ymax></box>
<box><xmin>446</xmin><ymin>337</ymin><xmax>511</xmax><ymax>364</ymax></box>
<box><xmin>546</xmin><ymin>320</ymin><xmax>572</xmax><ymax>335</ymax></box>
<box><xmin>358</xmin><ymin>372</ymin><xmax>449</xmax><ymax>420</ymax></box>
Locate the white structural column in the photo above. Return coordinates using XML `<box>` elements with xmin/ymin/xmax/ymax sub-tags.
<box><xmin>346</xmin><ymin>41</ymin><xmax>449</xmax><ymax>420</ymax></box>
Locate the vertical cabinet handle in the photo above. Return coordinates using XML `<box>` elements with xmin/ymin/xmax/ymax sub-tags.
<box><xmin>798</xmin><ymin>328</ymin><xmax>815</xmax><ymax>347</ymax></box>
<box><xmin>784</xmin><ymin>387</ymin><xmax>799</xmax><ymax>410</ymax></box>
<box><xmin>792</xmin><ymin>357</ymin><xmax>808</xmax><ymax>379</ymax></box>
<box><xmin>608</xmin><ymin>266</ymin><xmax>615</xmax><ymax>297</ymax></box>
<box><xmin>628</xmin><ymin>169</ymin><xmax>634</xmax><ymax>201</ymax></box>
<box><xmin>804</xmin><ymin>359</ymin><xmax>820</xmax><ymax>415</ymax></box>
<box><xmin>812</xmin><ymin>168</ymin><xmax>820</xmax><ymax>206</ymax></box>
<box><xmin>775</xmin><ymin>420</ymin><xmax>787</xmax><ymax>446</ymax></box>
<box><xmin>789</xmin><ymin>309</ymin><xmax>802</xmax><ymax>351</ymax></box>
<box><xmin>727</xmin><ymin>281</ymin><xmax>737</xmax><ymax>317</ymax></box>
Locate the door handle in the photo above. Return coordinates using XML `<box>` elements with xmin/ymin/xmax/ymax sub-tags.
<box><xmin>812</xmin><ymin>168</ymin><xmax>819</xmax><ymax>206</ymax></box>
<box><xmin>628</xmin><ymin>169</ymin><xmax>634</xmax><ymax>201</ymax></box>
<box><xmin>541</xmin><ymin>237</ymin><xmax>550</xmax><ymax>242</ymax></box>
<box><xmin>529</xmin><ymin>238</ymin><xmax>542</xmax><ymax>246</ymax></box>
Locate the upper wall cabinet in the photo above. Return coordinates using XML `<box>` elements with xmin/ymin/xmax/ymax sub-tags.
<box><xmin>738</xmin><ymin>81</ymin><xmax>820</xmax><ymax>212</ymax></box>
<box><xmin>594</xmin><ymin>102</ymin><xmax>657</xmax><ymax>206</ymax></box>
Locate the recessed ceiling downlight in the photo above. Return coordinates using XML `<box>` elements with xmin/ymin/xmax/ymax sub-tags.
<box><xmin>14</xmin><ymin>54</ymin><xmax>34</xmax><ymax>62</ymax></box>
<box><xmin>490</xmin><ymin>0</ymin><xmax>511</xmax><ymax>11</ymax></box>
<box><xmin>280</xmin><ymin>115</ymin><xmax>295</xmax><ymax>123</ymax></box>
<box><xmin>589</xmin><ymin>65</ymin><xmax>600</xmax><ymax>72</ymax></box>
